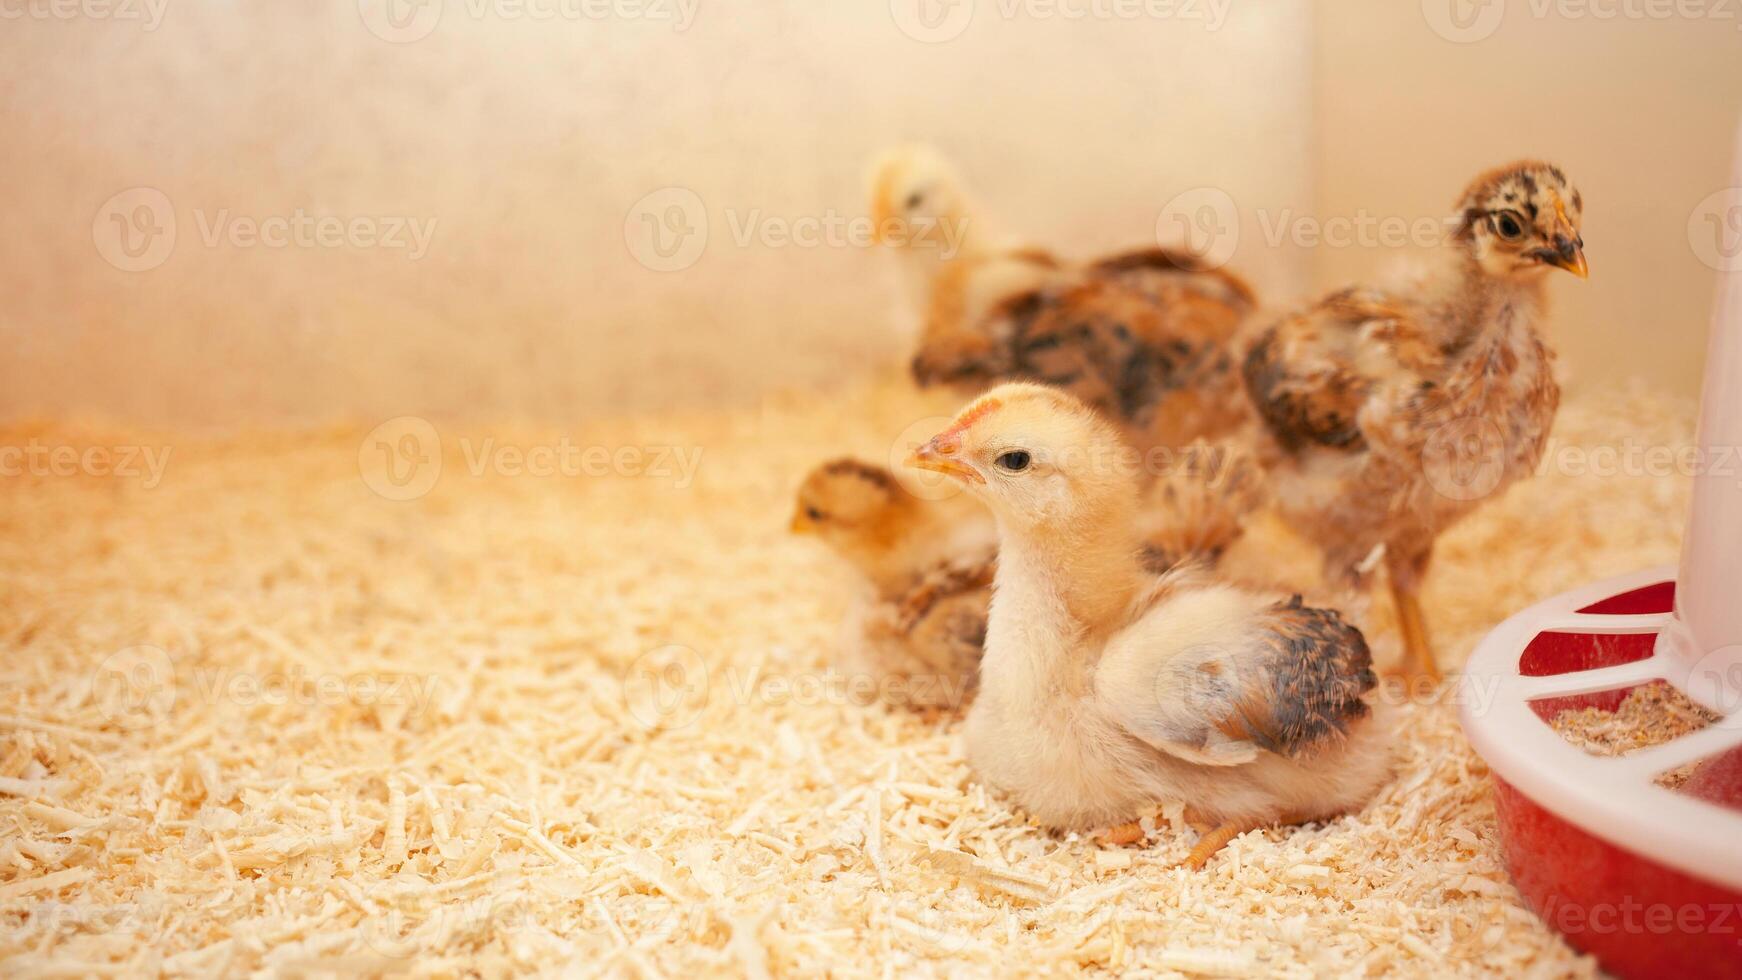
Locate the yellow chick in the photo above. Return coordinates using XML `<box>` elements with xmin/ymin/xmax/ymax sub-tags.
<box><xmin>792</xmin><ymin>458</ymin><xmax>996</xmax><ymax>709</ymax></box>
<box><xmin>791</xmin><ymin>458</ymin><xmax>996</xmax><ymax>601</ymax></box>
<box><xmin>907</xmin><ymin>383</ymin><xmax>1391</xmax><ymax>868</ymax></box>
<box><xmin>792</xmin><ymin>451</ymin><xmax>1261</xmax><ymax>713</ymax></box>
<box><xmin>1242</xmin><ymin>161</ymin><xmax>1586</xmax><ymax>681</ymax></box>
<box><xmin>867</xmin><ymin>142</ymin><xmax>1065</xmax><ymax>369</ymax></box>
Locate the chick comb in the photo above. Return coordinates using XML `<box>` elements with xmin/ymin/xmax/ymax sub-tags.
<box><xmin>937</xmin><ymin>396</ymin><xmax>1003</xmax><ymax>443</ymax></box>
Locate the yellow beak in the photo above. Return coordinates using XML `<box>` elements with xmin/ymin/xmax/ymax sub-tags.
<box><xmin>871</xmin><ymin>202</ymin><xmax>894</xmax><ymax>245</ymax></box>
<box><xmin>1548</xmin><ymin>247</ymin><xmax>1589</xmax><ymax>280</ymax></box>
<box><xmin>906</xmin><ymin>437</ymin><xmax>983</xmax><ymax>484</ymax></box>
<box><xmin>789</xmin><ymin>512</ymin><xmax>812</xmax><ymax>534</ymax></box>
<box><xmin>1548</xmin><ymin>198</ymin><xmax>1588</xmax><ymax>279</ymax></box>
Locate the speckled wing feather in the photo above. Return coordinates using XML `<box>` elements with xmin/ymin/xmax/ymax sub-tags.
<box><xmin>1241</xmin><ymin>287</ymin><xmax>1435</xmax><ymax>454</ymax></box>
<box><xmin>910</xmin><ymin>251</ymin><xmax>1061</xmax><ymax>388</ymax></box>
<box><xmin>1112</xmin><ymin>591</ymin><xmax>1376</xmax><ymax>768</ymax></box>
<box><xmin>1137</xmin><ymin>441</ymin><xmax>1263</xmax><ymax>571</ymax></box>
<box><xmin>877</xmin><ymin>555</ymin><xmax>995</xmax><ymax>708</ymax></box>
<box><xmin>1009</xmin><ymin>280</ymin><xmax>1156</xmax><ymax>419</ymax></box>
<box><xmin>916</xmin><ymin>245</ymin><xmax>1253</xmax><ymax>446</ymax></box>
<box><xmin>895</xmin><ymin>551</ymin><xmax>997</xmax><ymax>633</ymax></box>
<box><xmin>1215</xmin><ymin>596</ymin><xmax>1376</xmax><ymax>759</ymax></box>
<box><xmin>1010</xmin><ymin>273</ymin><xmax>1248</xmax><ymax>442</ymax></box>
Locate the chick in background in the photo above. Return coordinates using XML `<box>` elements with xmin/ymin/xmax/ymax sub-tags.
<box><xmin>1243</xmin><ymin>160</ymin><xmax>1587</xmax><ymax>682</ymax></box>
<box><xmin>869</xmin><ymin>143</ymin><xmax>1257</xmax><ymax>453</ymax></box>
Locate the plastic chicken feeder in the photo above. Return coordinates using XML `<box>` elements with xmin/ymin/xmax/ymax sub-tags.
<box><xmin>1460</xmin><ymin>126</ymin><xmax>1742</xmax><ymax>980</ymax></box>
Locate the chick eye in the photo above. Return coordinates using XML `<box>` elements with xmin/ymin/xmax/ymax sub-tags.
<box><xmin>995</xmin><ymin>450</ymin><xmax>1032</xmax><ymax>472</ymax></box>
<box><xmin>904</xmin><ymin>191</ymin><xmax>924</xmax><ymax>211</ymax></box>
<box><xmin>805</xmin><ymin>506</ymin><xmax>823</xmax><ymax>521</ymax></box>
<box><xmin>1494</xmin><ymin>212</ymin><xmax>1525</xmax><ymax>240</ymax></box>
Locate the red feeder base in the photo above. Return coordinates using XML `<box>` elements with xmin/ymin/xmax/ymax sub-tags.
<box><xmin>1493</xmin><ymin>776</ymin><xmax>1742</xmax><ymax>979</ymax></box>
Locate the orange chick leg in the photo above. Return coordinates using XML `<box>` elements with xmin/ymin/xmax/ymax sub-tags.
<box><xmin>1385</xmin><ymin>548</ymin><xmax>1442</xmax><ymax>684</ymax></box>
<box><xmin>1172</xmin><ymin>817</ymin><xmax>1265</xmax><ymax>870</ymax></box>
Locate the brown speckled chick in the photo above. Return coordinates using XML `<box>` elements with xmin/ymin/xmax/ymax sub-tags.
<box><xmin>1005</xmin><ymin>249</ymin><xmax>1256</xmax><ymax>453</ymax></box>
<box><xmin>869</xmin><ymin>145</ymin><xmax>1256</xmax><ymax>451</ymax></box>
<box><xmin>1242</xmin><ymin>160</ymin><xmax>1586</xmax><ymax>682</ymax></box>
<box><xmin>907</xmin><ymin>384</ymin><xmax>1390</xmax><ymax>867</ymax></box>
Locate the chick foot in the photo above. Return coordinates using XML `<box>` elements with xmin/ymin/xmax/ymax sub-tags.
<box><xmin>1171</xmin><ymin>819</ymin><xmax>1265</xmax><ymax>870</ymax></box>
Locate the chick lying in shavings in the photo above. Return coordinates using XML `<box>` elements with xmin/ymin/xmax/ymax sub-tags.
<box><xmin>907</xmin><ymin>383</ymin><xmax>1391</xmax><ymax>868</ymax></box>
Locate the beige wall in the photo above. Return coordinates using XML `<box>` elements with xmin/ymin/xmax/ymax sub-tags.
<box><xmin>1314</xmin><ymin>2</ymin><xmax>1742</xmax><ymax>395</ymax></box>
<box><xmin>8</xmin><ymin>2</ymin><xmax>1728</xmax><ymax>426</ymax></box>
<box><xmin>0</xmin><ymin>1</ymin><xmax>1313</xmax><ymax>427</ymax></box>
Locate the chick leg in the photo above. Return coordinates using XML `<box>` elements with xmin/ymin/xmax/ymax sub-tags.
<box><xmin>1385</xmin><ymin>545</ymin><xmax>1441</xmax><ymax>684</ymax></box>
<box><xmin>1172</xmin><ymin>817</ymin><xmax>1265</xmax><ymax>871</ymax></box>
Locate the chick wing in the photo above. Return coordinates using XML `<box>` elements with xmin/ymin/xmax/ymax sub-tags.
<box><xmin>1095</xmin><ymin>582</ymin><xmax>1375</xmax><ymax>768</ymax></box>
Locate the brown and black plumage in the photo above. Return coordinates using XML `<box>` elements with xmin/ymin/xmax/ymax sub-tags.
<box><xmin>1241</xmin><ymin>160</ymin><xmax>1585</xmax><ymax>681</ymax></box>
<box><xmin>917</xmin><ymin>247</ymin><xmax>1257</xmax><ymax>452</ymax></box>
<box><xmin>867</xmin><ymin>146</ymin><xmax>1258</xmax><ymax>452</ymax></box>
<box><xmin>1224</xmin><ymin>596</ymin><xmax>1376</xmax><ymax>758</ymax></box>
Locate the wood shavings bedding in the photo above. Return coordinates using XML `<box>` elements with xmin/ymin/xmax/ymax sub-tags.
<box><xmin>0</xmin><ymin>372</ymin><xmax>1696</xmax><ymax>977</ymax></box>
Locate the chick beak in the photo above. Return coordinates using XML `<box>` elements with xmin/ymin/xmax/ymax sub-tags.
<box><xmin>1546</xmin><ymin>200</ymin><xmax>1588</xmax><ymax>279</ymax></box>
<box><xmin>869</xmin><ymin>173</ymin><xmax>898</xmax><ymax>244</ymax></box>
<box><xmin>906</xmin><ymin>437</ymin><xmax>983</xmax><ymax>484</ymax></box>
<box><xmin>789</xmin><ymin>511</ymin><xmax>812</xmax><ymax>535</ymax></box>
<box><xmin>871</xmin><ymin>202</ymin><xmax>894</xmax><ymax>245</ymax></box>
<box><xmin>1546</xmin><ymin>235</ymin><xmax>1588</xmax><ymax>279</ymax></box>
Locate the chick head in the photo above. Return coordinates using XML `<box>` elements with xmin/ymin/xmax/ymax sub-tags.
<box><xmin>1453</xmin><ymin>160</ymin><xmax>1587</xmax><ymax>281</ymax></box>
<box><xmin>906</xmin><ymin>382</ymin><xmax>1134</xmax><ymax>532</ymax></box>
<box><xmin>867</xmin><ymin>143</ymin><xmax>969</xmax><ymax>249</ymax></box>
<box><xmin>791</xmin><ymin>458</ymin><xmax>909</xmax><ymax>555</ymax></box>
